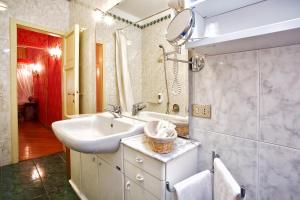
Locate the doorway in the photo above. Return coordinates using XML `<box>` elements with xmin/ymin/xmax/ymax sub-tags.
<box><xmin>16</xmin><ymin>27</ymin><xmax>63</xmax><ymax>161</ymax></box>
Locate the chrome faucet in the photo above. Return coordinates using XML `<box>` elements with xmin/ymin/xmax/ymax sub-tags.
<box><xmin>105</xmin><ymin>104</ymin><xmax>122</xmax><ymax>118</ymax></box>
<box><xmin>132</xmin><ymin>102</ymin><xmax>146</xmax><ymax>116</ymax></box>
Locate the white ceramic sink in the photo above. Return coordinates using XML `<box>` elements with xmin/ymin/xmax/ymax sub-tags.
<box><xmin>133</xmin><ymin>111</ymin><xmax>188</xmax><ymax>124</ymax></box>
<box><xmin>52</xmin><ymin>112</ymin><xmax>144</xmax><ymax>153</ymax></box>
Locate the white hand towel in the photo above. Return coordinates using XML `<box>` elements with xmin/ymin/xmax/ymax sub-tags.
<box><xmin>174</xmin><ymin>170</ymin><xmax>212</xmax><ymax>200</ymax></box>
<box><xmin>214</xmin><ymin>158</ymin><xmax>241</xmax><ymax>200</ymax></box>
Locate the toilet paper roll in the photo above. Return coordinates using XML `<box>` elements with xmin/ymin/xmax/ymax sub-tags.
<box><xmin>168</xmin><ymin>0</ymin><xmax>184</xmax><ymax>11</ymax></box>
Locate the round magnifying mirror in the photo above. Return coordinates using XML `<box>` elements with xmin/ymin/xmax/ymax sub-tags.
<box><xmin>166</xmin><ymin>9</ymin><xmax>195</xmax><ymax>47</ymax></box>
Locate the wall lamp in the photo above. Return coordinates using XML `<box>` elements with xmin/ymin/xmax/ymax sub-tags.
<box><xmin>0</xmin><ymin>1</ymin><xmax>8</xmax><ymax>11</ymax></box>
<box><xmin>94</xmin><ymin>8</ymin><xmax>115</xmax><ymax>26</ymax></box>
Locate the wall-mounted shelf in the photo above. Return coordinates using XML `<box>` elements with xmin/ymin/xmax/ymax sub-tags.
<box><xmin>186</xmin><ymin>17</ymin><xmax>300</xmax><ymax>55</ymax></box>
<box><xmin>187</xmin><ymin>0</ymin><xmax>264</xmax><ymax>18</ymax></box>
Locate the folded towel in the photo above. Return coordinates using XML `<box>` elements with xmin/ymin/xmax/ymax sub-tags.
<box><xmin>174</xmin><ymin>170</ymin><xmax>212</xmax><ymax>200</ymax></box>
<box><xmin>214</xmin><ymin>158</ymin><xmax>241</xmax><ymax>200</ymax></box>
<box><xmin>155</xmin><ymin>120</ymin><xmax>176</xmax><ymax>138</ymax></box>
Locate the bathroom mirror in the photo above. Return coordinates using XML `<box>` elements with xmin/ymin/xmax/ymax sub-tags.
<box><xmin>95</xmin><ymin>0</ymin><xmax>189</xmax><ymax>137</ymax></box>
<box><xmin>166</xmin><ymin>9</ymin><xmax>195</xmax><ymax>47</ymax></box>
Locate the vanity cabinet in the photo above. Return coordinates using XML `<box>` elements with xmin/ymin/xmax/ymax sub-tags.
<box><xmin>81</xmin><ymin>154</ymin><xmax>100</xmax><ymax>200</ymax></box>
<box><xmin>70</xmin><ymin>150</ymin><xmax>81</xmax><ymax>193</ymax></box>
<box><xmin>122</xmin><ymin>135</ymin><xmax>200</xmax><ymax>200</ymax></box>
<box><xmin>70</xmin><ymin>148</ymin><xmax>124</xmax><ymax>200</ymax></box>
<box><xmin>98</xmin><ymin>157</ymin><xmax>123</xmax><ymax>200</ymax></box>
<box><xmin>70</xmin><ymin>135</ymin><xmax>199</xmax><ymax>200</ymax></box>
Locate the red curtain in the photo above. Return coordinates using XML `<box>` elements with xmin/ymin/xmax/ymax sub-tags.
<box><xmin>17</xmin><ymin>28</ymin><xmax>62</xmax><ymax>127</ymax></box>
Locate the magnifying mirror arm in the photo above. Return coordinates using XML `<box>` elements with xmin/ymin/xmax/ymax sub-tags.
<box><xmin>165</xmin><ymin>56</ymin><xmax>205</xmax><ymax>72</ymax></box>
<box><xmin>166</xmin><ymin>57</ymin><xmax>191</xmax><ymax>64</ymax></box>
<box><xmin>165</xmin><ymin>51</ymin><xmax>178</xmax><ymax>57</ymax></box>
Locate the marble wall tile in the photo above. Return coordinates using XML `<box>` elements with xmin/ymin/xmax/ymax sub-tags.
<box><xmin>193</xmin><ymin>50</ymin><xmax>258</xmax><ymax>140</ymax></box>
<box><xmin>259</xmin><ymin>143</ymin><xmax>300</xmax><ymax>200</ymax></box>
<box><xmin>0</xmin><ymin>39</ymin><xmax>9</xmax><ymax>69</ymax></box>
<box><xmin>0</xmin><ymin>112</ymin><xmax>10</xmax><ymax>142</ymax></box>
<box><xmin>8</xmin><ymin>0</ymin><xmax>69</xmax><ymax>33</ymax></box>
<box><xmin>260</xmin><ymin>44</ymin><xmax>300</xmax><ymax>149</ymax></box>
<box><xmin>192</xmin><ymin>129</ymin><xmax>258</xmax><ymax>200</ymax></box>
<box><xmin>0</xmin><ymin>70</ymin><xmax>9</xmax><ymax>92</ymax></box>
<box><xmin>0</xmin><ymin>139</ymin><xmax>11</xmax><ymax>166</ymax></box>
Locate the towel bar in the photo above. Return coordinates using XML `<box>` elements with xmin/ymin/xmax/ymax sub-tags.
<box><xmin>212</xmin><ymin>151</ymin><xmax>246</xmax><ymax>200</ymax></box>
<box><xmin>166</xmin><ymin>181</ymin><xmax>176</xmax><ymax>192</ymax></box>
<box><xmin>165</xmin><ymin>151</ymin><xmax>246</xmax><ymax>200</ymax></box>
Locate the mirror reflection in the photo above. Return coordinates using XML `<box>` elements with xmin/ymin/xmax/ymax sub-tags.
<box><xmin>95</xmin><ymin>0</ymin><xmax>189</xmax><ymax>137</ymax></box>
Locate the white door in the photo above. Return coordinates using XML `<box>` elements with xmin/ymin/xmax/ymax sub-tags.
<box><xmin>63</xmin><ymin>24</ymin><xmax>80</xmax><ymax>118</ymax></box>
<box><xmin>81</xmin><ymin>154</ymin><xmax>100</xmax><ymax>200</ymax></box>
<box><xmin>70</xmin><ymin>150</ymin><xmax>81</xmax><ymax>191</ymax></box>
<box><xmin>99</xmin><ymin>158</ymin><xmax>123</xmax><ymax>200</ymax></box>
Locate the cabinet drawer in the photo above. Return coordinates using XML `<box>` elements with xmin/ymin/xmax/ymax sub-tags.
<box><xmin>124</xmin><ymin>160</ymin><xmax>165</xmax><ymax>199</ymax></box>
<box><xmin>124</xmin><ymin>176</ymin><xmax>158</xmax><ymax>200</ymax></box>
<box><xmin>124</xmin><ymin>146</ymin><xmax>165</xmax><ymax>180</ymax></box>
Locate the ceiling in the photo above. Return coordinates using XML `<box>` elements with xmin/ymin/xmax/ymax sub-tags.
<box><xmin>110</xmin><ymin>0</ymin><xmax>169</xmax><ymax>22</ymax></box>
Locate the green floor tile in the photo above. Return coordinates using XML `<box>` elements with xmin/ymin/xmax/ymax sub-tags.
<box><xmin>0</xmin><ymin>153</ymin><xmax>78</xmax><ymax>200</ymax></box>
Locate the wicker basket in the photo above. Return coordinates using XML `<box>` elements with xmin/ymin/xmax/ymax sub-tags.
<box><xmin>147</xmin><ymin>136</ymin><xmax>174</xmax><ymax>154</ymax></box>
<box><xmin>175</xmin><ymin>123</ymin><xmax>189</xmax><ymax>137</ymax></box>
<box><xmin>144</xmin><ymin>121</ymin><xmax>177</xmax><ymax>154</ymax></box>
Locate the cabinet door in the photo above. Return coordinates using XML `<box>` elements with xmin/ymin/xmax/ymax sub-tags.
<box><xmin>70</xmin><ymin>150</ymin><xmax>81</xmax><ymax>191</ymax></box>
<box><xmin>124</xmin><ymin>177</ymin><xmax>158</xmax><ymax>200</ymax></box>
<box><xmin>98</xmin><ymin>158</ymin><xmax>123</xmax><ymax>200</ymax></box>
<box><xmin>81</xmin><ymin>153</ymin><xmax>100</xmax><ymax>200</ymax></box>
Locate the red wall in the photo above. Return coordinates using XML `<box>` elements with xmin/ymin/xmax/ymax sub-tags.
<box><xmin>17</xmin><ymin>28</ymin><xmax>62</xmax><ymax>127</ymax></box>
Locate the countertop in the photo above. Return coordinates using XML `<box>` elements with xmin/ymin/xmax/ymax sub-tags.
<box><xmin>121</xmin><ymin>134</ymin><xmax>200</xmax><ymax>163</ymax></box>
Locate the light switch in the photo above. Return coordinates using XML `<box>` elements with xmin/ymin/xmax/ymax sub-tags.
<box><xmin>192</xmin><ymin>104</ymin><xmax>211</xmax><ymax>118</ymax></box>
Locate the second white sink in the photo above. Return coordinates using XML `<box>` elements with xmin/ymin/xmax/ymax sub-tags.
<box><xmin>52</xmin><ymin>112</ymin><xmax>144</xmax><ymax>153</ymax></box>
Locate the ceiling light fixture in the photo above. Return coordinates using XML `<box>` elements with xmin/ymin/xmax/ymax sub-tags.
<box><xmin>104</xmin><ymin>15</ymin><xmax>114</xmax><ymax>26</ymax></box>
<box><xmin>94</xmin><ymin>8</ymin><xmax>115</xmax><ymax>26</ymax></box>
<box><xmin>94</xmin><ymin>9</ymin><xmax>104</xmax><ymax>21</ymax></box>
<box><xmin>0</xmin><ymin>1</ymin><xmax>7</xmax><ymax>11</ymax></box>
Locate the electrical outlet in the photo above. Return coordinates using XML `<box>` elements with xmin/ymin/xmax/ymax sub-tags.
<box><xmin>192</xmin><ymin>104</ymin><xmax>211</xmax><ymax>118</ymax></box>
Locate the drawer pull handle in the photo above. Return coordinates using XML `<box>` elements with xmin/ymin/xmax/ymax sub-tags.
<box><xmin>135</xmin><ymin>174</ymin><xmax>144</xmax><ymax>182</ymax></box>
<box><xmin>126</xmin><ymin>181</ymin><xmax>131</xmax><ymax>190</ymax></box>
<box><xmin>135</xmin><ymin>157</ymin><xmax>143</xmax><ymax>163</ymax></box>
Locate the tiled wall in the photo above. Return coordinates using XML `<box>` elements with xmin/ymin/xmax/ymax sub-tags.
<box><xmin>95</xmin><ymin>19</ymin><xmax>142</xmax><ymax>109</ymax></box>
<box><xmin>191</xmin><ymin>44</ymin><xmax>300</xmax><ymax>200</ymax></box>
<box><xmin>0</xmin><ymin>0</ymin><xmax>69</xmax><ymax>166</ymax></box>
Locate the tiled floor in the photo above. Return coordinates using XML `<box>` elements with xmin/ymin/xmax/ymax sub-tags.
<box><xmin>19</xmin><ymin>121</ymin><xmax>64</xmax><ymax>161</ymax></box>
<box><xmin>0</xmin><ymin>152</ymin><xmax>79</xmax><ymax>200</ymax></box>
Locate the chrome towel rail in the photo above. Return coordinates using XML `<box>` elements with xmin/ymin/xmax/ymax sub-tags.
<box><xmin>166</xmin><ymin>151</ymin><xmax>246</xmax><ymax>200</ymax></box>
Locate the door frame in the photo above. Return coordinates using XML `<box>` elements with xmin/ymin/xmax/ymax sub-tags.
<box><xmin>9</xmin><ymin>18</ymin><xmax>65</xmax><ymax>163</ymax></box>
